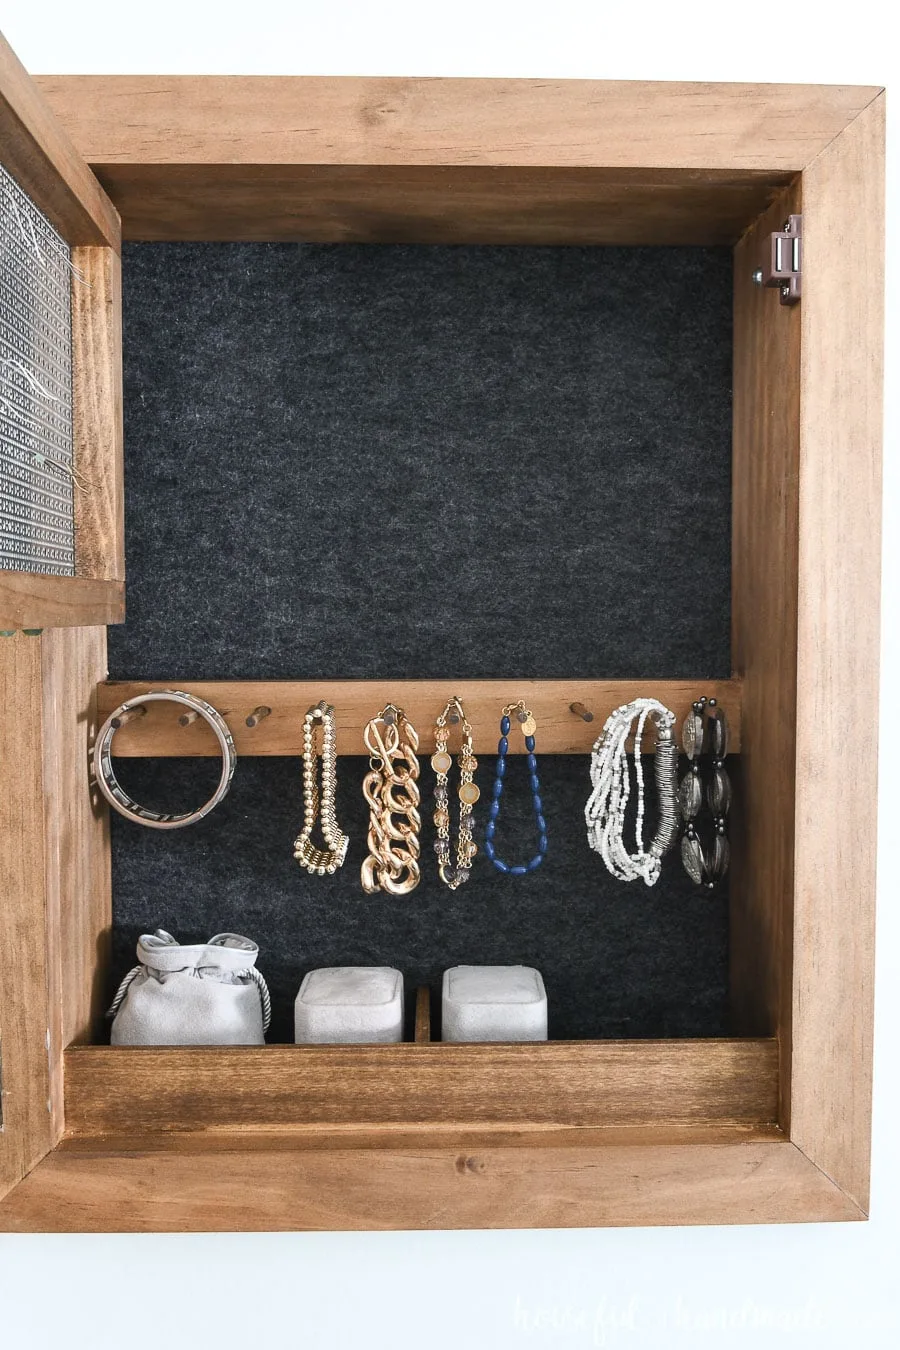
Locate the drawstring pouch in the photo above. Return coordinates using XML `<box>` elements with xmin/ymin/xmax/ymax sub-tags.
<box><xmin>109</xmin><ymin>930</ymin><xmax>271</xmax><ymax>1045</ymax></box>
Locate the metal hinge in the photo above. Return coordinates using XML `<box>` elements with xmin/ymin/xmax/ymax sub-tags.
<box><xmin>752</xmin><ymin>214</ymin><xmax>802</xmax><ymax>305</ymax></box>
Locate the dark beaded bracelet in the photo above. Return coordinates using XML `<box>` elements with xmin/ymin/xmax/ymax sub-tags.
<box><xmin>484</xmin><ymin>701</ymin><xmax>548</xmax><ymax>875</ymax></box>
<box><xmin>679</xmin><ymin>697</ymin><xmax>731</xmax><ymax>889</ymax></box>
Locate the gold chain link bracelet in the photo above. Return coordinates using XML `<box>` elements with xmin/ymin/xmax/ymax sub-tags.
<box><xmin>361</xmin><ymin>704</ymin><xmax>421</xmax><ymax>895</ymax></box>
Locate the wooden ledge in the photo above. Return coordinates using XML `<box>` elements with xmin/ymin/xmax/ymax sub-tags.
<box><xmin>96</xmin><ymin>677</ymin><xmax>742</xmax><ymax>757</ymax></box>
<box><xmin>64</xmin><ymin>1038</ymin><xmax>775</xmax><ymax>1136</ymax></box>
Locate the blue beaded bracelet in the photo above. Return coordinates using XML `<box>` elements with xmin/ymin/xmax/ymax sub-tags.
<box><xmin>484</xmin><ymin>701</ymin><xmax>548</xmax><ymax>875</ymax></box>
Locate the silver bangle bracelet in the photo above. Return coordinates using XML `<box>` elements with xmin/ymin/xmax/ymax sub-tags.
<box><xmin>92</xmin><ymin>690</ymin><xmax>236</xmax><ymax>829</ymax></box>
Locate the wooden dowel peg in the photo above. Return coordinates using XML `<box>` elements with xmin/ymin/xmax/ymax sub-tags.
<box><xmin>178</xmin><ymin>708</ymin><xmax>200</xmax><ymax>727</ymax></box>
<box><xmin>246</xmin><ymin>705</ymin><xmax>272</xmax><ymax>728</ymax></box>
<box><xmin>569</xmin><ymin>701</ymin><xmax>594</xmax><ymax>723</ymax></box>
<box><xmin>111</xmin><ymin>705</ymin><xmax>148</xmax><ymax>729</ymax></box>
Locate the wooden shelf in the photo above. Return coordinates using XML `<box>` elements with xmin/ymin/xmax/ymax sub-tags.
<box><xmin>63</xmin><ymin>1038</ymin><xmax>775</xmax><ymax>1135</ymax></box>
<box><xmin>96</xmin><ymin>677</ymin><xmax>742</xmax><ymax>757</ymax></box>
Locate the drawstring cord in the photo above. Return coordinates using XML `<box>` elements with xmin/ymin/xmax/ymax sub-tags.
<box><xmin>245</xmin><ymin>966</ymin><xmax>272</xmax><ymax>1032</ymax></box>
<box><xmin>107</xmin><ymin>963</ymin><xmax>272</xmax><ymax>1033</ymax></box>
<box><xmin>107</xmin><ymin>965</ymin><xmax>142</xmax><ymax>1019</ymax></box>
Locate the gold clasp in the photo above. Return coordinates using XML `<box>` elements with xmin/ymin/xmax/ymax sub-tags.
<box><xmin>502</xmin><ymin>699</ymin><xmax>536</xmax><ymax>736</ymax></box>
<box><xmin>502</xmin><ymin>699</ymin><xmax>529</xmax><ymax>718</ymax></box>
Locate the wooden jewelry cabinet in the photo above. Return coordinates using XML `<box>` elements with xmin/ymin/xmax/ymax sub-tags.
<box><xmin>0</xmin><ymin>35</ymin><xmax>884</xmax><ymax>1231</ymax></box>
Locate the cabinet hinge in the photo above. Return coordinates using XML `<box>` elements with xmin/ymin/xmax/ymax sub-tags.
<box><xmin>752</xmin><ymin>213</ymin><xmax>802</xmax><ymax>305</ymax></box>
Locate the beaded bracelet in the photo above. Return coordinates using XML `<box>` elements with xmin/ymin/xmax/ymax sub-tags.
<box><xmin>679</xmin><ymin>697</ymin><xmax>731</xmax><ymax>889</ymax></box>
<box><xmin>293</xmin><ymin>700</ymin><xmax>349</xmax><ymax>875</ymax></box>
<box><xmin>585</xmin><ymin>697</ymin><xmax>679</xmax><ymax>886</ymax></box>
<box><xmin>431</xmin><ymin>696</ymin><xmax>479</xmax><ymax>889</ymax></box>
<box><xmin>484</xmin><ymin>701</ymin><xmax>548</xmax><ymax>876</ymax></box>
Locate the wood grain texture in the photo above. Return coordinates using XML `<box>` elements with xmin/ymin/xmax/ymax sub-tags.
<box><xmin>730</xmin><ymin>182</ymin><xmax>802</xmax><ymax>1062</ymax></box>
<box><xmin>788</xmin><ymin>95</ymin><xmax>884</xmax><ymax>1213</ymax></box>
<box><xmin>0</xmin><ymin>574</ymin><xmax>123</xmax><ymax>629</ymax></box>
<box><xmin>0</xmin><ymin>1132</ymin><xmax>861</xmax><ymax>1231</ymax></box>
<box><xmin>52</xmin><ymin>1122</ymin><xmax>785</xmax><ymax>1154</ymax></box>
<box><xmin>0</xmin><ymin>33</ymin><xmax>119</xmax><ymax>247</ymax></box>
<box><xmin>414</xmin><ymin>987</ymin><xmax>431</xmax><ymax>1045</ymax></box>
<box><xmin>57</xmin><ymin>164</ymin><xmax>792</xmax><ymax>245</ymax></box>
<box><xmin>32</xmin><ymin>76</ymin><xmax>879</xmax><ymax>245</ymax></box>
<box><xmin>72</xmin><ymin>248</ymin><xmax>124</xmax><ymax>581</ymax></box>
<box><xmin>0</xmin><ymin>628</ymin><xmax>109</xmax><ymax>1170</ymax></box>
<box><xmin>35</xmin><ymin>76</ymin><xmax>880</xmax><ymax>170</ymax></box>
<box><xmin>0</xmin><ymin>634</ymin><xmax>52</xmax><ymax>1200</ymax></box>
<box><xmin>40</xmin><ymin>627</ymin><xmax>110</xmax><ymax>1130</ymax></box>
<box><xmin>63</xmin><ymin>1039</ymin><xmax>777</xmax><ymax>1135</ymax></box>
<box><xmin>95</xmin><ymin>678</ymin><xmax>742</xmax><ymax>757</ymax></box>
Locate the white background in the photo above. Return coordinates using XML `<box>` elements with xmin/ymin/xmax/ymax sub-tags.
<box><xmin>0</xmin><ymin>3</ymin><xmax>896</xmax><ymax>1346</ymax></box>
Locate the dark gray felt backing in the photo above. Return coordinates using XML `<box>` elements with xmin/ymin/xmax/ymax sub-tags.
<box><xmin>109</xmin><ymin>243</ymin><xmax>733</xmax><ymax>1041</ymax></box>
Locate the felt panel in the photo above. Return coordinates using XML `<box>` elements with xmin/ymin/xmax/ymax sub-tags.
<box><xmin>109</xmin><ymin>243</ymin><xmax>733</xmax><ymax>1042</ymax></box>
<box><xmin>109</xmin><ymin>242</ymin><xmax>732</xmax><ymax>681</ymax></box>
<box><xmin>109</xmin><ymin>755</ymin><xmax>729</xmax><ymax>1043</ymax></box>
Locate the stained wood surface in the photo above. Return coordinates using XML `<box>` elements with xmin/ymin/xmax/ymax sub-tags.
<box><xmin>36</xmin><ymin>76</ymin><xmax>879</xmax><ymax>170</ymax></box>
<box><xmin>0</xmin><ymin>629</ymin><xmax>110</xmax><ymax>1171</ymax></box>
<box><xmin>0</xmin><ymin>1131</ymin><xmax>861</xmax><ymax>1231</ymax></box>
<box><xmin>0</xmin><ymin>634</ymin><xmax>53</xmax><ymax>1201</ymax></box>
<box><xmin>53</xmin><ymin>1121</ymin><xmax>784</xmax><ymax>1155</ymax></box>
<box><xmin>414</xmin><ymin>987</ymin><xmax>431</xmax><ymax>1045</ymax></box>
<box><xmin>788</xmin><ymin>95</ymin><xmax>884</xmax><ymax>1214</ymax></box>
<box><xmin>64</xmin><ymin>1039</ymin><xmax>777</xmax><ymax>1135</ymax></box>
<box><xmin>50</xmin><ymin>164</ymin><xmax>792</xmax><ymax>245</ymax></box>
<box><xmin>72</xmin><ymin>247</ymin><xmax>124</xmax><ymax>581</ymax></box>
<box><xmin>0</xmin><ymin>33</ymin><xmax>119</xmax><ymax>247</ymax></box>
<box><xmin>33</xmin><ymin>77</ymin><xmax>879</xmax><ymax>244</ymax></box>
<box><xmin>0</xmin><ymin>574</ymin><xmax>123</xmax><ymax>629</ymax></box>
<box><xmin>730</xmin><ymin>182</ymin><xmax>802</xmax><ymax>1070</ymax></box>
<box><xmin>96</xmin><ymin>678</ymin><xmax>742</xmax><ymax>757</ymax></box>
<box><xmin>40</xmin><ymin>629</ymin><xmax>111</xmax><ymax>1087</ymax></box>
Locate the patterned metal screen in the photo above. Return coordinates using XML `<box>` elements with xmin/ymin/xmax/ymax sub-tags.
<box><xmin>0</xmin><ymin>160</ymin><xmax>75</xmax><ymax>575</ymax></box>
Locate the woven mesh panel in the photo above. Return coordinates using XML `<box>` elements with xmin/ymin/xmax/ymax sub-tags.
<box><xmin>0</xmin><ymin>161</ymin><xmax>75</xmax><ymax>575</ymax></box>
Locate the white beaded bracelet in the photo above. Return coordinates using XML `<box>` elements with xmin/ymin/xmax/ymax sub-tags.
<box><xmin>585</xmin><ymin>698</ymin><xmax>680</xmax><ymax>886</ymax></box>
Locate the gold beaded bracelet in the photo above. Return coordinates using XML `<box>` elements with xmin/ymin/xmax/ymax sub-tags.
<box><xmin>293</xmin><ymin>700</ymin><xmax>349</xmax><ymax>875</ymax></box>
<box><xmin>431</xmin><ymin>696</ymin><xmax>479</xmax><ymax>888</ymax></box>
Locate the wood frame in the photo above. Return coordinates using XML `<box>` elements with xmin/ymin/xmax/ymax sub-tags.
<box><xmin>29</xmin><ymin>76</ymin><xmax>881</xmax><ymax>245</ymax></box>
<box><xmin>0</xmin><ymin>68</ymin><xmax>884</xmax><ymax>1231</ymax></box>
<box><xmin>0</xmin><ymin>33</ymin><xmax>123</xmax><ymax>630</ymax></box>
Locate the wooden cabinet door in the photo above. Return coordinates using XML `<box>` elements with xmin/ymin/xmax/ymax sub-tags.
<box><xmin>0</xmin><ymin>29</ymin><xmax>123</xmax><ymax>632</ymax></box>
<box><xmin>1</xmin><ymin>27</ymin><xmax>121</xmax><ymax>1207</ymax></box>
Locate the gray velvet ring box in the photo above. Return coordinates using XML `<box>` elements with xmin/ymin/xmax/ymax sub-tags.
<box><xmin>294</xmin><ymin>966</ymin><xmax>405</xmax><ymax>1044</ymax></box>
<box><xmin>441</xmin><ymin>965</ymin><xmax>548</xmax><ymax>1042</ymax></box>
